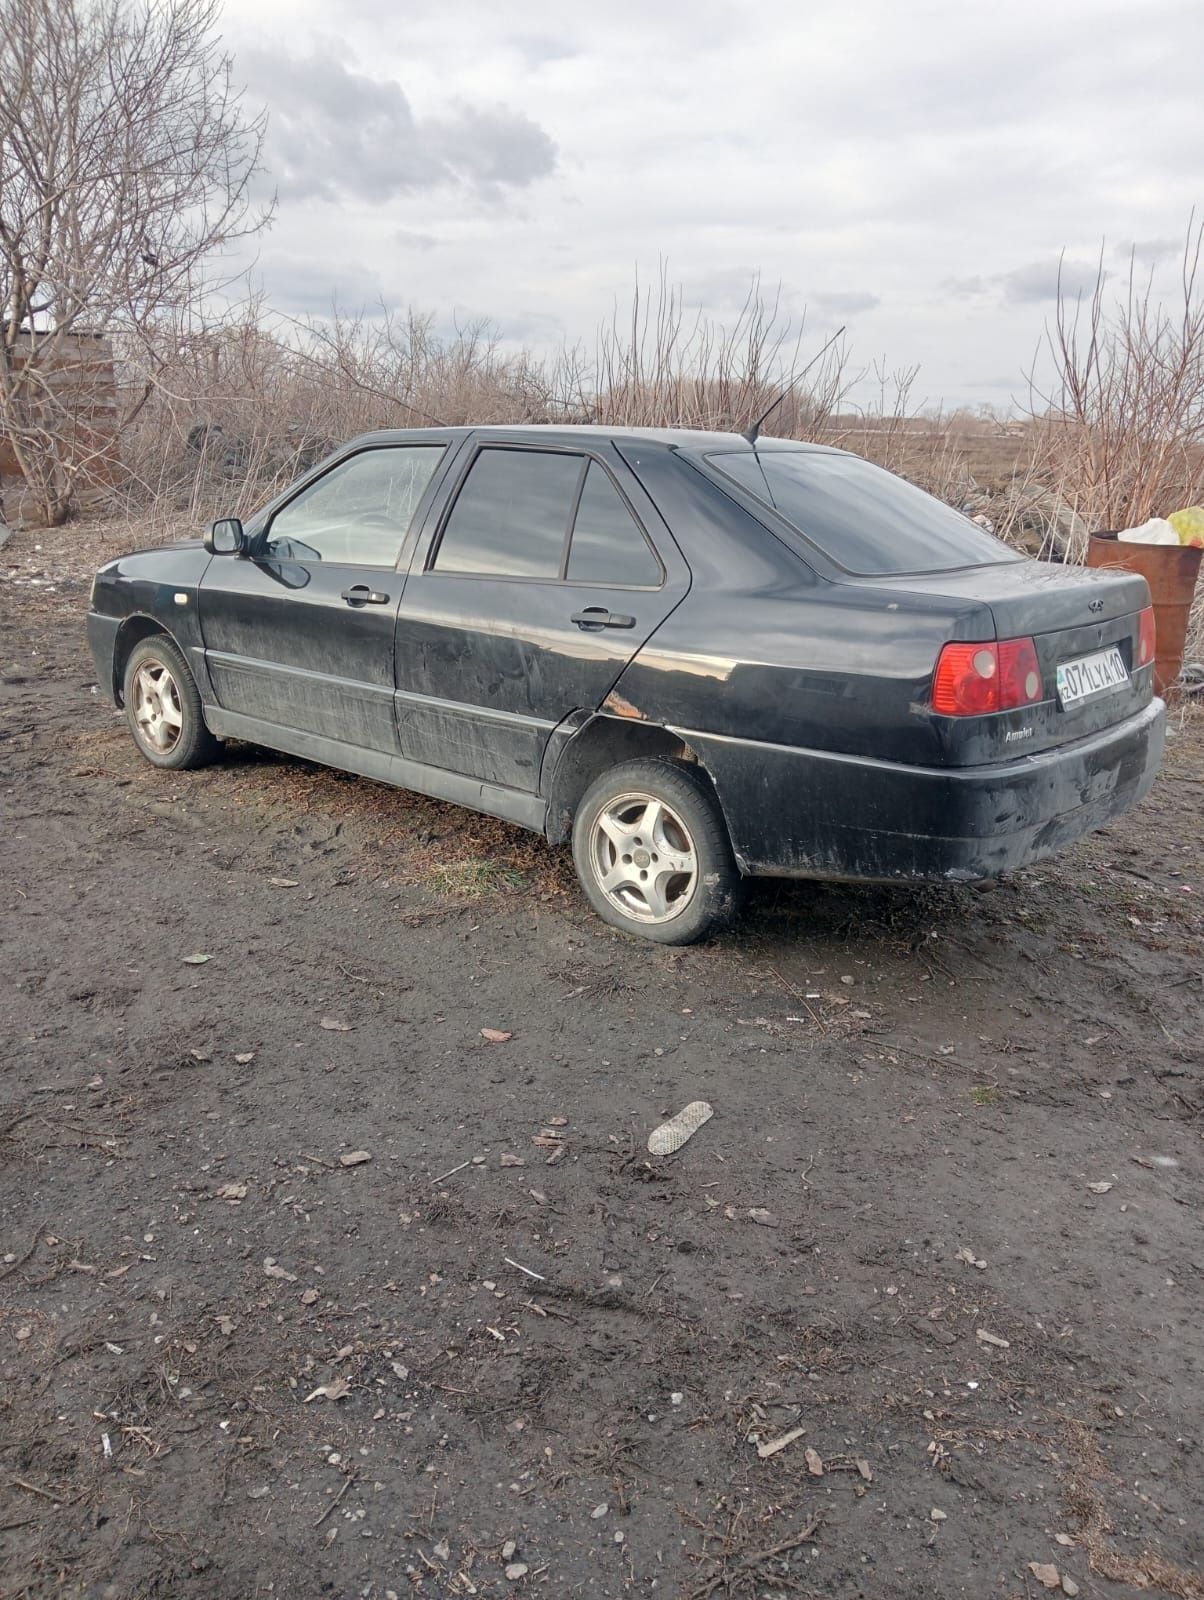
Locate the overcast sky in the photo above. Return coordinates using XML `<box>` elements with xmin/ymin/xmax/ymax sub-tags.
<box><xmin>225</xmin><ymin>0</ymin><xmax>1204</xmax><ymax>411</ymax></box>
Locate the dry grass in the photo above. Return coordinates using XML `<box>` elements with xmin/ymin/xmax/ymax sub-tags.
<box><xmin>1060</xmin><ymin>1420</ymin><xmax>1204</xmax><ymax>1599</ymax></box>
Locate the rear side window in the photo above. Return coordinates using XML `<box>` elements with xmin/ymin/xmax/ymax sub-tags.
<box><xmin>708</xmin><ymin>449</ymin><xmax>1021</xmax><ymax>575</ymax></box>
<box><xmin>567</xmin><ymin>463</ymin><xmax>661</xmax><ymax>586</ymax></box>
<box><xmin>434</xmin><ymin>448</ymin><xmax>582</xmax><ymax>578</ymax></box>
<box><xmin>434</xmin><ymin>447</ymin><xmax>663</xmax><ymax>586</ymax></box>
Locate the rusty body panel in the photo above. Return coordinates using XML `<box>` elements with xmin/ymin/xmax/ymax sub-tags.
<box><xmin>87</xmin><ymin>425</ymin><xmax>1167</xmax><ymax>888</ymax></box>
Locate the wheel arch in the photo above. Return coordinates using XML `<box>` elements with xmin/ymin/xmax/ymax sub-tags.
<box><xmin>543</xmin><ymin>713</ymin><xmax>721</xmax><ymax>845</ymax></box>
<box><xmin>112</xmin><ymin>615</ymin><xmax>177</xmax><ymax>705</ymax></box>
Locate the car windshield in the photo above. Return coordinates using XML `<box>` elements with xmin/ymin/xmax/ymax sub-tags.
<box><xmin>707</xmin><ymin>448</ymin><xmax>1022</xmax><ymax>575</ymax></box>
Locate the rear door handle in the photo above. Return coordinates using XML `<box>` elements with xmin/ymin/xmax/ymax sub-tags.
<box><xmin>341</xmin><ymin>585</ymin><xmax>390</xmax><ymax>606</ymax></box>
<box><xmin>571</xmin><ymin>607</ymin><xmax>637</xmax><ymax>630</ymax></box>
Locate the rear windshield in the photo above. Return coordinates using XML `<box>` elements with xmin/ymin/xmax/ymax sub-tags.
<box><xmin>706</xmin><ymin>449</ymin><xmax>1022</xmax><ymax>575</ymax></box>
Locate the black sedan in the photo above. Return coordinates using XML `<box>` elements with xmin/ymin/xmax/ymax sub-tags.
<box><xmin>87</xmin><ymin>426</ymin><xmax>1165</xmax><ymax>942</ymax></box>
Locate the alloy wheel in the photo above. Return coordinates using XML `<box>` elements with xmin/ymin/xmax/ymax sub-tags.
<box><xmin>131</xmin><ymin>659</ymin><xmax>184</xmax><ymax>753</ymax></box>
<box><xmin>588</xmin><ymin>791</ymin><xmax>698</xmax><ymax>924</ymax></box>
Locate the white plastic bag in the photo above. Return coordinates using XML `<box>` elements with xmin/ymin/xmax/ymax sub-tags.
<box><xmin>1116</xmin><ymin>517</ymin><xmax>1180</xmax><ymax>545</ymax></box>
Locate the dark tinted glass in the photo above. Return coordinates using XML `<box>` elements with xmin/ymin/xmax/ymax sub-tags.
<box><xmin>435</xmin><ymin>448</ymin><xmax>583</xmax><ymax>577</ymax></box>
<box><xmin>709</xmin><ymin>449</ymin><xmax>1021</xmax><ymax>575</ymax></box>
<box><xmin>567</xmin><ymin>463</ymin><xmax>661</xmax><ymax>586</ymax></box>
<box><xmin>264</xmin><ymin>446</ymin><xmax>443</xmax><ymax>566</ymax></box>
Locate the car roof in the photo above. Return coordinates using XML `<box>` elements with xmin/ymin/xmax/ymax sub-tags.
<box><xmin>343</xmin><ymin>423</ymin><xmax>841</xmax><ymax>454</ymax></box>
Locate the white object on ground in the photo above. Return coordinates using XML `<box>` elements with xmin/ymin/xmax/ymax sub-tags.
<box><xmin>647</xmin><ymin>1100</ymin><xmax>713</xmax><ymax>1155</ymax></box>
<box><xmin>1116</xmin><ymin>517</ymin><xmax>1180</xmax><ymax>545</ymax></box>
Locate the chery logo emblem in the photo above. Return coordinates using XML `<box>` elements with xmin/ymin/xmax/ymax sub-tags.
<box><xmin>1088</xmin><ymin>599</ymin><xmax>1104</xmax><ymax>613</ymax></box>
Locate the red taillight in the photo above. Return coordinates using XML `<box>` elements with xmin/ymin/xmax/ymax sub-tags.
<box><xmin>997</xmin><ymin>636</ymin><xmax>1043</xmax><ymax>708</ymax></box>
<box><xmin>1137</xmin><ymin>605</ymin><xmax>1156</xmax><ymax>669</ymax></box>
<box><xmin>932</xmin><ymin>642</ymin><xmax>1000</xmax><ymax>715</ymax></box>
<box><xmin>932</xmin><ymin>637</ymin><xmax>1043</xmax><ymax>716</ymax></box>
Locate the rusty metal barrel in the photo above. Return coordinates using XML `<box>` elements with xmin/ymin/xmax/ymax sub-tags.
<box><xmin>1086</xmin><ymin>533</ymin><xmax>1203</xmax><ymax>696</ymax></box>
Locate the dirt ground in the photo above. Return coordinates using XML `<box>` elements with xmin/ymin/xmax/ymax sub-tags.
<box><xmin>2</xmin><ymin>519</ymin><xmax>1202</xmax><ymax>1600</ymax></box>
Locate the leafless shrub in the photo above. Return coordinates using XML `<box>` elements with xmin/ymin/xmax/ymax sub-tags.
<box><xmin>115</xmin><ymin>300</ymin><xmax>569</xmax><ymax>526</ymax></box>
<box><xmin>578</xmin><ymin>266</ymin><xmax>852</xmax><ymax>435</ymax></box>
<box><xmin>1028</xmin><ymin>223</ymin><xmax>1204</xmax><ymax>543</ymax></box>
<box><xmin>0</xmin><ymin>0</ymin><xmax>269</xmax><ymax>524</ymax></box>
<box><xmin>114</xmin><ymin>271</ymin><xmax>861</xmax><ymax>523</ymax></box>
<box><xmin>299</xmin><ymin>307</ymin><xmax>563</xmax><ymax>429</ymax></box>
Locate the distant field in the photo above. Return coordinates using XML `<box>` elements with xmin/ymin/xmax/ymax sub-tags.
<box><xmin>819</xmin><ymin>416</ymin><xmax>1037</xmax><ymax>491</ymax></box>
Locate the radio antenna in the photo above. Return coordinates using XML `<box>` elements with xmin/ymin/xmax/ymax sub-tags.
<box><xmin>741</xmin><ymin>325</ymin><xmax>846</xmax><ymax>445</ymax></box>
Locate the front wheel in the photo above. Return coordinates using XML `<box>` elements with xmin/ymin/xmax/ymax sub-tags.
<box><xmin>123</xmin><ymin>635</ymin><xmax>221</xmax><ymax>770</ymax></box>
<box><xmin>571</xmin><ymin>758</ymin><xmax>742</xmax><ymax>944</ymax></box>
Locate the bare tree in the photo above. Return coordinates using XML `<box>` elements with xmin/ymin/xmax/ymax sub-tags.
<box><xmin>0</xmin><ymin>0</ymin><xmax>269</xmax><ymax>524</ymax></box>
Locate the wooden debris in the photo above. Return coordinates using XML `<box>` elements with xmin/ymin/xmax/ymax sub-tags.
<box><xmin>975</xmin><ymin>1328</ymin><xmax>1010</xmax><ymax>1348</ymax></box>
<box><xmin>756</xmin><ymin>1425</ymin><xmax>806</xmax><ymax>1459</ymax></box>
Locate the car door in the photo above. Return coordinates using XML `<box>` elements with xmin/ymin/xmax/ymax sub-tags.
<box><xmin>198</xmin><ymin>442</ymin><xmax>450</xmax><ymax>754</ymax></box>
<box><xmin>393</xmin><ymin>439</ymin><xmax>688</xmax><ymax>791</ymax></box>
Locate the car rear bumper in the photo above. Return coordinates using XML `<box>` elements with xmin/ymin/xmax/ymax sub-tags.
<box><xmin>683</xmin><ymin>698</ymin><xmax>1166</xmax><ymax>882</ymax></box>
<box><xmin>86</xmin><ymin>611</ymin><xmax>121</xmax><ymax>703</ymax></box>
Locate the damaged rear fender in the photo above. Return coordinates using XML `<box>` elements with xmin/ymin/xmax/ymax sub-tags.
<box><xmin>541</xmin><ymin>712</ymin><xmax>714</xmax><ymax>844</ymax></box>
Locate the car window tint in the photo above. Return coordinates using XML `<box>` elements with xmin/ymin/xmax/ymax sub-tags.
<box><xmin>264</xmin><ymin>446</ymin><xmax>444</xmax><ymax>566</ymax></box>
<box><xmin>567</xmin><ymin>463</ymin><xmax>661</xmax><ymax>586</ymax></box>
<box><xmin>709</xmin><ymin>450</ymin><xmax>1022</xmax><ymax>575</ymax></box>
<box><xmin>434</xmin><ymin>448</ymin><xmax>584</xmax><ymax>578</ymax></box>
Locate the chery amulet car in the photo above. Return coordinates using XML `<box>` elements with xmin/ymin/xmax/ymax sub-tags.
<box><xmin>87</xmin><ymin>426</ymin><xmax>1165</xmax><ymax>943</ymax></box>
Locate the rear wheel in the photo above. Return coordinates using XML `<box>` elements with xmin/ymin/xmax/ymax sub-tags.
<box><xmin>571</xmin><ymin>758</ymin><xmax>741</xmax><ymax>944</ymax></box>
<box><xmin>123</xmin><ymin>635</ymin><xmax>221</xmax><ymax>770</ymax></box>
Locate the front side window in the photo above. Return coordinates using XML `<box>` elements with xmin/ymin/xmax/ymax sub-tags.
<box><xmin>708</xmin><ymin>449</ymin><xmax>1022</xmax><ymax>576</ymax></box>
<box><xmin>434</xmin><ymin>448</ymin><xmax>584</xmax><ymax>578</ymax></box>
<box><xmin>263</xmin><ymin>445</ymin><xmax>444</xmax><ymax>566</ymax></box>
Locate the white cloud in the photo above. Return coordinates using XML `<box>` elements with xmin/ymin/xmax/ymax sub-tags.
<box><xmin>241</xmin><ymin>49</ymin><xmax>556</xmax><ymax>203</ymax></box>
<box><xmin>1001</xmin><ymin>259</ymin><xmax>1103</xmax><ymax>305</ymax></box>
<box><xmin>226</xmin><ymin>0</ymin><xmax>1204</xmax><ymax>407</ymax></box>
<box><xmin>809</xmin><ymin>290</ymin><xmax>881</xmax><ymax>317</ymax></box>
<box><xmin>251</xmin><ymin>254</ymin><xmax>395</xmax><ymax>315</ymax></box>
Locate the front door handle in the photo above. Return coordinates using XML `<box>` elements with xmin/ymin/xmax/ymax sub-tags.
<box><xmin>571</xmin><ymin>607</ymin><xmax>637</xmax><ymax>630</ymax></box>
<box><xmin>341</xmin><ymin>585</ymin><xmax>390</xmax><ymax>606</ymax></box>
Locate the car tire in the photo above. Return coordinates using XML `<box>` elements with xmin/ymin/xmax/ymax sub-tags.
<box><xmin>123</xmin><ymin>635</ymin><xmax>222</xmax><ymax>770</ymax></box>
<box><xmin>571</xmin><ymin>757</ymin><xmax>742</xmax><ymax>944</ymax></box>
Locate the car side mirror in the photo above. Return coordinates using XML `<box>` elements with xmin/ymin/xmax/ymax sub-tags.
<box><xmin>206</xmin><ymin>516</ymin><xmax>246</xmax><ymax>555</ymax></box>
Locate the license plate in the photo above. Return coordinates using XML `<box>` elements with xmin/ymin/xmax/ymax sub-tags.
<box><xmin>1056</xmin><ymin>645</ymin><xmax>1129</xmax><ymax>708</ymax></box>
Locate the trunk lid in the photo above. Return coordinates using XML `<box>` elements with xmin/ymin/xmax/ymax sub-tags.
<box><xmin>888</xmin><ymin>558</ymin><xmax>1148</xmax><ymax>637</ymax></box>
<box><xmin>857</xmin><ymin>560</ymin><xmax>1155</xmax><ymax>765</ymax></box>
